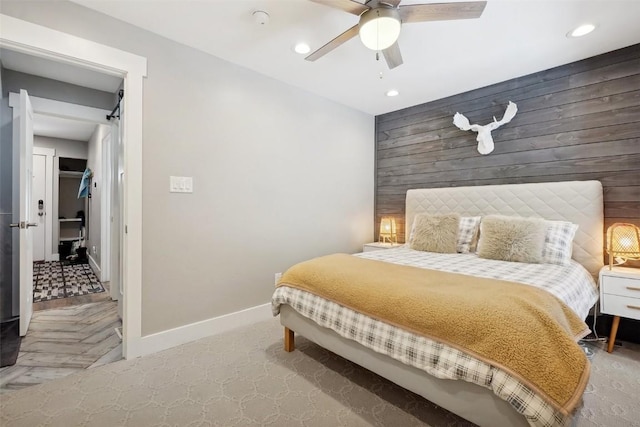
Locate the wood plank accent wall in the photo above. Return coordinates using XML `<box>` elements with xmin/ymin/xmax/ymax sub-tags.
<box><xmin>375</xmin><ymin>43</ymin><xmax>640</xmax><ymax>260</ymax></box>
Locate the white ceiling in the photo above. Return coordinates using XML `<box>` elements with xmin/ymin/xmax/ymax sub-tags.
<box><xmin>0</xmin><ymin>48</ymin><xmax>123</xmax><ymax>93</ymax></box>
<box><xmin>74</xmin><ymin>0</ymin><xmax>640</xmax><ymax>115</ymax></box>
<box><xmin>33</xmin><ymin>113</ymin><xmax>96</xmax><ymax>141</ymax></box>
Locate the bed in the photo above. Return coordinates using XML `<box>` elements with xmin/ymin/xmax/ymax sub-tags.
<box><xmin>272</xmin><ymin>180</ymin><xmax>604</xmax><ymax>427</ymax></box>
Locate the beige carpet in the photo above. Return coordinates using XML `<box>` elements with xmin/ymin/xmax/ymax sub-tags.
<box><xmin>1</xmin><ymin>317</ymin><xmax>639</xmax><ymax>427</ymax></box>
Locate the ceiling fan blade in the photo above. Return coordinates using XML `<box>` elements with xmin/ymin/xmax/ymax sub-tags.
<box><xmin>309</xmin><ymin>0</ymin><xmax>370</xmax><ymax>15</ymax></box>
<box><xmin>382</xmin><ymin>42</ymin><xmax>403</xmax><ymax>69</ymax></box>
<box><xmin>306</xmin><ymin>25</ymin><xmax>360</xmax><ymax>61</ymax></box>
<box><xmin>379</xmin><ymin>0</ymin><xmax>402</xmax><ymax>7</ymax></box>
<box><xmin>399</xmin><ymin>1</ymin><xmax>487</xmax><ymax>23</ymax></box>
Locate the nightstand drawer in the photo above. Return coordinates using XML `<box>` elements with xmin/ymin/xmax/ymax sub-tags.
<box><xmin>601</xmin><ymin>276</ymin><xmax>640</xmax><ymax>298</ymax></box>
<box><xmin>601</xmin><ymin>294</ymin><xmax>640</xmax><ymax>320</ymax></box>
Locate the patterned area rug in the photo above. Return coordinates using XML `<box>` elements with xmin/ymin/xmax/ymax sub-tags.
<box><xmin>33</xmin><ymin>261</ymin><xmax>105</xmax><ymax>303</ymax></box>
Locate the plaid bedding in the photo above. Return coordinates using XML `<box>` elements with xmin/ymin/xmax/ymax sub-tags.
<box><xmin>358</xmin><ymin>247</ymin><xmax>597</xmax><ymax>319</ymax></box>
<box><xmin>272</xmin><ymin>248</ymin><xmax>598</xmax><ymax>427</ymax></box>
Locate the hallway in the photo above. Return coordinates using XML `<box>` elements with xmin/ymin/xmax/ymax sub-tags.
<box><xmin>0</xmin><ymin>300</ymin><xmax>122</xmax><ymax>392</ymax></box>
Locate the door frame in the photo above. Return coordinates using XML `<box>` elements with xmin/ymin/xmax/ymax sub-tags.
<box><xmin>1</xmin><ymin>14</ymin><xmax>147</xmax><ymax>359</ymax></box>
<box><xmin>10</xmin><ymin>96</ymin><xmax>113</xmax><ymax>268</ymax></box>
<box><xmin>32</xmin><ymin>147</ymin><xmax>55</xmax><ymax>262</ymax></box>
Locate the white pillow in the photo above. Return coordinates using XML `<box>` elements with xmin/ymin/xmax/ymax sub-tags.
<box><xmin>457</xmin><ymin>216</ymin><xmax>481</xmax><ymax>253</ymax></box>
<box><xmin>542</xmin><ymin>220</ymin><xmax>579</xmax><ymax>265</ymax></box>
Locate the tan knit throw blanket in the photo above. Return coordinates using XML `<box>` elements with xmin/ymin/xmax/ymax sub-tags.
<box><xmin>277</xmin><ymin>253</ymin><xmax>590</xmax><ymax>414</ymax></box>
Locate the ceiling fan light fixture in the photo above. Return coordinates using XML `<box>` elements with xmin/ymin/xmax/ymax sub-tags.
<box><xmin>359</xmin><ymin>8</ymin><xmax>401</xmax><ymax>51</ymax></box>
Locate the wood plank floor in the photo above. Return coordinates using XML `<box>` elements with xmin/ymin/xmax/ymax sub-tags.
<box><xmin>0</xmin><ymin>300</ymin><xmax>122</xmax><ymax>393</ymax></box>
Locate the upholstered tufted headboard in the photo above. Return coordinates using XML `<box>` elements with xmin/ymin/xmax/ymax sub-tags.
<box><xmin>406</xmin><ymin>181</ymin><xmax>604</xmax><ymax>278</ymax></box>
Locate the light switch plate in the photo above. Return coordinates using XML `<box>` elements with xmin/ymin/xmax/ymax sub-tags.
<box><xmin>170</xmin><ymin>176</ymin><xmax>193</xmax><ymax>193</ymax></box>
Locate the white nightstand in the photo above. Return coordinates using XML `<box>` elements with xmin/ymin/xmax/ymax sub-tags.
<box><xmin>599</xmin><ymin>266</ymin><xmax>640</xmax><ymax>353</ymax></box>
<box><xmin>363</xmin><ymin>242</ymin><xmax>403</xmax><ymax>252</ymax></box>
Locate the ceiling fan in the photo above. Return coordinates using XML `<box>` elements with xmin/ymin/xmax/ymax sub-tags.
<box><xmin>306</xmin><ymin>0</ymin><xmax>487</xmax><ymax>69</ymax></box>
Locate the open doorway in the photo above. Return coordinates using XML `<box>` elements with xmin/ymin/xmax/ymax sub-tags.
<box><xmin>28</xmin><ymin>112</ymin><xmax>116</xmax><ymax>309</ymax></box>
<box><xmin>0</xmin><ymin>48</ymin><xmax>128</xmax><ymax>388</ymax></box>
<box><xmin>1</xmin><ymin>12</ymin><xmax>146</xmax><ymax>368</ymax></box>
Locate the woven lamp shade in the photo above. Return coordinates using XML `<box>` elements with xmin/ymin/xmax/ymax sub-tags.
<box><xmin>606</xmin><ymin>223</ymin><xmax>640</xmax><ymax>267</ymax></box>
<box><xmin>379</xmin><ymin>217</ymin><xmax>398</xmax><ymax>244</ymax></box>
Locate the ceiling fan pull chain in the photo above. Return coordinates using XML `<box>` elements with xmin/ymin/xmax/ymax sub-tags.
<box><xmin>376</xmin><ymin>51</ymin><xmax>380</xmax><ymax>61</ymax></box>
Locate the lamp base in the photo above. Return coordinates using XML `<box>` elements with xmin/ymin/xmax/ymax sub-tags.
<box><xmin>379</xmin><ymin>236</ymin><xmax>398</xmax><ymax>245</ymax></box>
<box><xmin>610</xmin><ymin>256</ymin><xmax>640</xmax><ymax>270</ymax></box>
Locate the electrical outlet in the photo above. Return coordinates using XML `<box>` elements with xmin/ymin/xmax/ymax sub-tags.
<box><xmin>274</xmin><ymin>272</ymin><xmax>282</xmax><ymax>285</ymax></box>
<box><xmin>92</xmin><ymin>246</ymin><xmax>97</xmax><ymax>254</ymax></box>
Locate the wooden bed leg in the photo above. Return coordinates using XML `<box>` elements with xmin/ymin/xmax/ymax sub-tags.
<box><xmin>284</xmin><ymin>327</ymin><xmax>295</xmax><ymax>352</ymax></box>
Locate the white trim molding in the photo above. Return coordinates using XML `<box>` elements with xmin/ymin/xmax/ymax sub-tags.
<box><xmin>0</xmin><ymin>14</ymin><xmax>146</xmax><ymax>78</ymax></box>
<box><xmin>1</xmin><ymin>13</ymin><xmax>147</xmax><ymax>360</ymax></box>
<box><xmin>128</xmin><ymin>303</ymin><xmax>273</xmax><ymax>358</ymax></box>
<box><xmin>9</xmin><ymin>93</ymin><xmax>111</xmax><ymax>124</ymax></box>
<box><xmin>100</xmin><ymin>131</ymin><xmax>112</xmax><ymax>284</ymax></box>
<box><xmin>88</xmin><ymin>253</ymin><xmax>101</xmax><ymax>278</ymax></box>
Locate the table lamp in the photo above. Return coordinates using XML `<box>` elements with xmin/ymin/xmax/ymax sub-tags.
<box><xmin>606</xmin><ymin>223</ymin><xmax>640</xmax><ymax>269</ymax></box>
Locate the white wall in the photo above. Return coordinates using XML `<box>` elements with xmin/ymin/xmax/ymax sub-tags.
<box><xmin>85</xmin><ymin>124</ymin><xmax>107</xmax><ymax>272</ymax></box>
<box><xmin>2</xmin><ymin>1</ymin><xmax>375</xmax><ymax>336</ymax></box>
<box><xmin>34</xmin><ymin>135</ymin><xmax>87</xmax><ymax>159</ymax></box>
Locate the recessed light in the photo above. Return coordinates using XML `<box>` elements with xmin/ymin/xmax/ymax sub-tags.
<box><xmin>294</xmin><ymin>42</ymin><xmax>311</xmax><ymax>55</ymax></box>
<box><xmin>567</xmin><ymin>23</ymin><xmax>596</xmax><ymax>38</ymax></box>
<box><xmin>386</xmin><ymin>89</ymin><xmax>399</xmax><ymax>97</ymax></box>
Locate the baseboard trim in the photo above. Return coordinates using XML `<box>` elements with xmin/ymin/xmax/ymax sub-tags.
<box><xmin>126</xmin><ymin>302</ymin><xmax>272</xmax><ymax>359</ymax></box>
<box><xmin>87</xmin><ymin>254</ymin><xmax>101</xmax><ymax>279</ymax></box>
<box><xmin>52</xmin><ymin>253</ymin><xmax>60</xmax><ymax>262</ymax></box>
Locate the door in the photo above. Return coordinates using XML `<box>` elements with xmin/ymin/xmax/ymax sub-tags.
<box><xmin>118</xmin><ymin>170</ymin><xmax>125</xmax><ymax>320</ymax></box>
<box><xmin>116</xmin><ymin>115</ymin><xmax>125</xmax><ymax>318</ymax></box>
<box><xmin>32</xmin><ymin>153</ymin><xmax>46</xmax><ymax>261</ymax></box>
<box><xmin>17</xmin><ymin>89</ymin><xmax>35</xmax><ymax>336</ymax></box>
<box><xmin>110</xmin><ymin>120</ymin><xmax>121</xmax><ymax>303</ymax></box>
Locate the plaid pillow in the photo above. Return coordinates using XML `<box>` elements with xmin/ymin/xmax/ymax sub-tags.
<box><xmin>541</xmin><ymin>220</ymin><xmax>579</xmax><ymax>265</ymax></box>
<box><xmin>457</xmin><ymin>216</ymin><xmax>481</xmax><ymax>253</ymax></box>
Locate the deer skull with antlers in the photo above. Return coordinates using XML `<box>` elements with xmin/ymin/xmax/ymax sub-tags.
<box><xmin>453</xmin><ymin>101</ymin><xmax>518</xmax><ymax>155</ymax></box>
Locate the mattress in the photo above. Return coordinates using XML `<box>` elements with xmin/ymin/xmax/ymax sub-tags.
<box><xmin>272</xmin><ymin>248</ymin><xmax>598</xmax><ymax>427</ymax></box>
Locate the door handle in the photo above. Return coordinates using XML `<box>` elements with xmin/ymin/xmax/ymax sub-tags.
<box><xmin>8</xmin><ymin>222</ymin><xmax>38</xmax><ymax>228</ymax></box>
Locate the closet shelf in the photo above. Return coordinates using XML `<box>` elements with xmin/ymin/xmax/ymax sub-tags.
<box><xmin>59</xmin><ymin>171</ymin><xmax>84</xmax><ymax>178</ymax></box>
